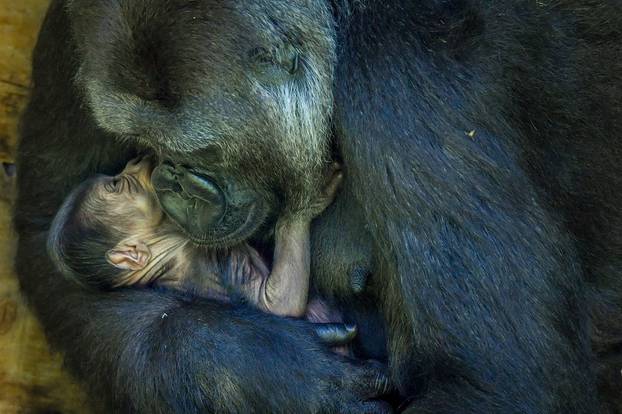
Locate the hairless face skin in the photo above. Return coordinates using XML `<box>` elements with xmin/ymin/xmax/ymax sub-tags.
<box><xmin>48</xmin><ymin>156</ymin><xmax>345</xmax><ymax>323</ymax></box>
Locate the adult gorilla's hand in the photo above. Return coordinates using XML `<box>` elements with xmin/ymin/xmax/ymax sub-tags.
<box><xmin>35</xmin><ymin>286</ymin><xmax>392</xmax><ymax>413</ymax></box>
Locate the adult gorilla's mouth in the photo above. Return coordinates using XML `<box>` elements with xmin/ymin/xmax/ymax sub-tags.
<box><xmin>180</xmin><ymin>202</ymin><xmax>267</xmax><ymax>248</ymax></box>
<box><xmin>151</xmin><ymin>162</ymin><xmax>271</xmax><ymax>250</ymax></box>
<box><xmin>150</xmin><ymin>161</ymin><xmax>278</xmax><ymax>290</ymax></box>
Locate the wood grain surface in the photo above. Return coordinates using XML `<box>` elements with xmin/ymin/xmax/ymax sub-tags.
<box><xmin>0</xmin><ymin>1</ymin><xmax>92</xmax><ymax>412</ymax></box>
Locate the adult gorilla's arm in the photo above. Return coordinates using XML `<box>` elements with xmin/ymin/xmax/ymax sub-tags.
<box><xmin>332</xmin><ymin>2</ymin><xmax>597</xmax><ymax>412</ymax></box>
<box><xmin>13</xmin><ymin>2</ymin><xmax>388</xmax><ymax>412</ymax></box>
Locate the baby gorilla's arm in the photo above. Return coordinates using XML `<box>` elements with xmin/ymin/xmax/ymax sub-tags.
<box><xmin>260</xmin><ymin>219</ymin><xmax>310</xmax><ymax>316</ymax></box>
<box><xmin>259</xmin><ymin>165</ymin><xmax>343</xmax><ymax>317</ymax></box>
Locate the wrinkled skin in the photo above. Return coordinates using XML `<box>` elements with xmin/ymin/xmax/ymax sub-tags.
<box><xmin>14</xmin><ymin>0</ymin><xmax>622</xmax><ymax>413</ymax></box>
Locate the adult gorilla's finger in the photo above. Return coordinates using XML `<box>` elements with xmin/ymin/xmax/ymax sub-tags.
<box><xmin>314</xmin><ymin>323</ymin><xmax>358</xmax><ymax>346</ymax></box>
<box><xmin>345</xmin><ymin>360</ymin><xmax>394</xmax><ymax>399</ymax></box>
<box><xmin>351</xmin><ymin>266</ymin><xmax>370</xmax><ymax>294</ymax></box>
<box><xmin>352</xmin><ymin>401</ymin><xmax>394</xmax><ymax>414</ymax></box>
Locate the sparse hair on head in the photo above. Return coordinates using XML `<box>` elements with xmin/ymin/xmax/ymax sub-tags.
<box><xmin>47</xmin><ymin>176</ymin><xmax>127</xmax><ymax>289</ymax></box>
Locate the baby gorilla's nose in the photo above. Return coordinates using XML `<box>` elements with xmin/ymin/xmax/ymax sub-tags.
<box><xmin>124</xmin><ymin>155</ymin><xmax>155</xmax><ymax>175</ymax></box>
<box><xmin>127</xmin><ymin>157</ymin><xmax>141</xmax><ymax>166</ymax></box>
<box><xmin>151</xmin><ymin>162</ymin><xmax>227</xmax><ymax>240</ymax></box>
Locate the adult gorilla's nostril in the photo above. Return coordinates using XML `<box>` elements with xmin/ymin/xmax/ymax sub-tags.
<box><xmin>179</xmin><ymin>170</ymin><xmax>224</xmax><ymax>205</ymax></box>
<box><xmin>151</xmin><ymin>163</ymin><xmax>180</xmax><ymax>192</ymax></box>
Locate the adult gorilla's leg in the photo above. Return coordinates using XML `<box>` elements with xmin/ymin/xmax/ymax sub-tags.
<box><xmin>13</xmin><ymin>1</ymin><xmax>389</xmax><ymax>412</ymax></box>
<box><xmin>329</xmin><ymin>1</ymin><xmax>598</xmax><ymax>412</ymax></box>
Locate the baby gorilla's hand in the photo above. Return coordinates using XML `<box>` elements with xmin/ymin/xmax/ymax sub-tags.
<box><xmin>302</xmin><ymin>162</ymin><xmax>343</xmax><ymax>220</ymax></box>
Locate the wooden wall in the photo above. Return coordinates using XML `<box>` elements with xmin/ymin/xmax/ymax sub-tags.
<box><xmin>0</xmin><ymin>1</ymin><xmax>91</xmax><ymax>412</ymax></box>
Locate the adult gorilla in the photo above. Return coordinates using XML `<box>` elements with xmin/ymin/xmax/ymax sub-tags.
<box><xmin>14</xmin><ymin>0</ymin><xmax>622</xmax><ymax>413</ymax></box>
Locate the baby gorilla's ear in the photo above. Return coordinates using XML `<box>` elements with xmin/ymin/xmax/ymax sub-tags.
<box><xmin>106</xmin><ymin>240</ymin><xmax>151</xmax><ymax>271</ymax></box>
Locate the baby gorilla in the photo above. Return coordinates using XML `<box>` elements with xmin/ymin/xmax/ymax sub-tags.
<box><xmin>47</xmin><ymin>156</ymin><xmax>343</xmax><ymax>320</ymax></box>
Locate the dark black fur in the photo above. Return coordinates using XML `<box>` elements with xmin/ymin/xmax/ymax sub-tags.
<box><xmin>14</xmin><ymin>0</ymin><xmax>622</xmax><ymax>413</ymax></box>
<box><xmin>313</xmin><ymin>1</ymin><xmax>622</xmax><ymax>412</ymax></box>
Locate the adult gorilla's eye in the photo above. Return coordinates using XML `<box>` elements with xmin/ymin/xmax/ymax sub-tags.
<box><xmin>274</xmin><ymin>44</ymin><xmax>300</xmax><ymax>74</ymax></box>
<box><xmin>249</xmin><ymin>44</ymin><xmax>301</xmax><ymax>82</ymax></box>
<box><xmin>250</xmin><ymin>47</ymin><xmax>274</xmax><ymax>65</ymax></box>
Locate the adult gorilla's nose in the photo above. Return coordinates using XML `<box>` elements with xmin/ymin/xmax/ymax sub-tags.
<box><xmin>151</xmin><ymin>162</ymin><xmax>227</xmax><ymax>237</ymax></box>
<box><xmin>151</xmin><ymin>162</ymin><xmax>182</xmax><ymax>192</ymax></box>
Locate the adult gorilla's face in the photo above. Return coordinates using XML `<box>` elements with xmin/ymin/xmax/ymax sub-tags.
<box><xmin>67</xmin><ymin>0</ymin><xmax>336</xmax><ymax>246</ymax></box>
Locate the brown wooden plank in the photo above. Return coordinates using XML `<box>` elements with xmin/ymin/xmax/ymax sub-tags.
<box><xmin>0</xmin><ymin>1</ymin><xmax>92</xmax><ymax>412</ymax></box>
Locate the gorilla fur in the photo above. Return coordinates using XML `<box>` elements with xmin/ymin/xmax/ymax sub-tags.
<box><xmin>14</xmin><ymin>0</ymin><xmax>622</xmax><ymax>413</ymax></box>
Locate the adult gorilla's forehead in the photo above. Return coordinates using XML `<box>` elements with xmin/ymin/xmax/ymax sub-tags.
<box><xmin>65</xmin><ymin>0</ymin><xmax>334</xmax><ymax>59</ymax></box>
<box><xmin>68</xmin><ymin>0</ymin><xmax>336</xmax><ymax>155</ymax></box>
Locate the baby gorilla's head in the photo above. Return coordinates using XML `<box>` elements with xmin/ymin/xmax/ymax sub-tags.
<box><xmin>48</xmin><ymin>154</ymin><xmax>274</xmax><ymax>300</ymax></box>
<box><xmin>47</xmin><ymin>156</ymin><xmax>174</xmax><ymax>289</ymax></box>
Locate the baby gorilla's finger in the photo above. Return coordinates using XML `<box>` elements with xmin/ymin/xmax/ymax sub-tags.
<box><xmin>151</xmin><ymin>162</ymin><xmax>181</xmax><ymax>193</ymax></box>
<box><xmin>153</xmin><ymin>191</ymin><xmax>190</xmax><ymax>229</ymax></box>
<box><xmin>322</xmin><ymin>168</ymin><xmax>343</xmax><ymax>201</ymax></box>
<box><xmin>327</xmin><ymin>161</ymin><xmax>342</xmax><ymax>175</ymax></box>
<box><xmin>314</xmin><ymin>323</ymin><xmax>358</xmax><ymax>346</ymax></box>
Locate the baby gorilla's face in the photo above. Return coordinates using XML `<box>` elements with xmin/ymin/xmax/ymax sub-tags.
<box><xmin>92</xmin><ymin>156</ymin><xmax>163</xmax><ymax>233</ymax></box>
